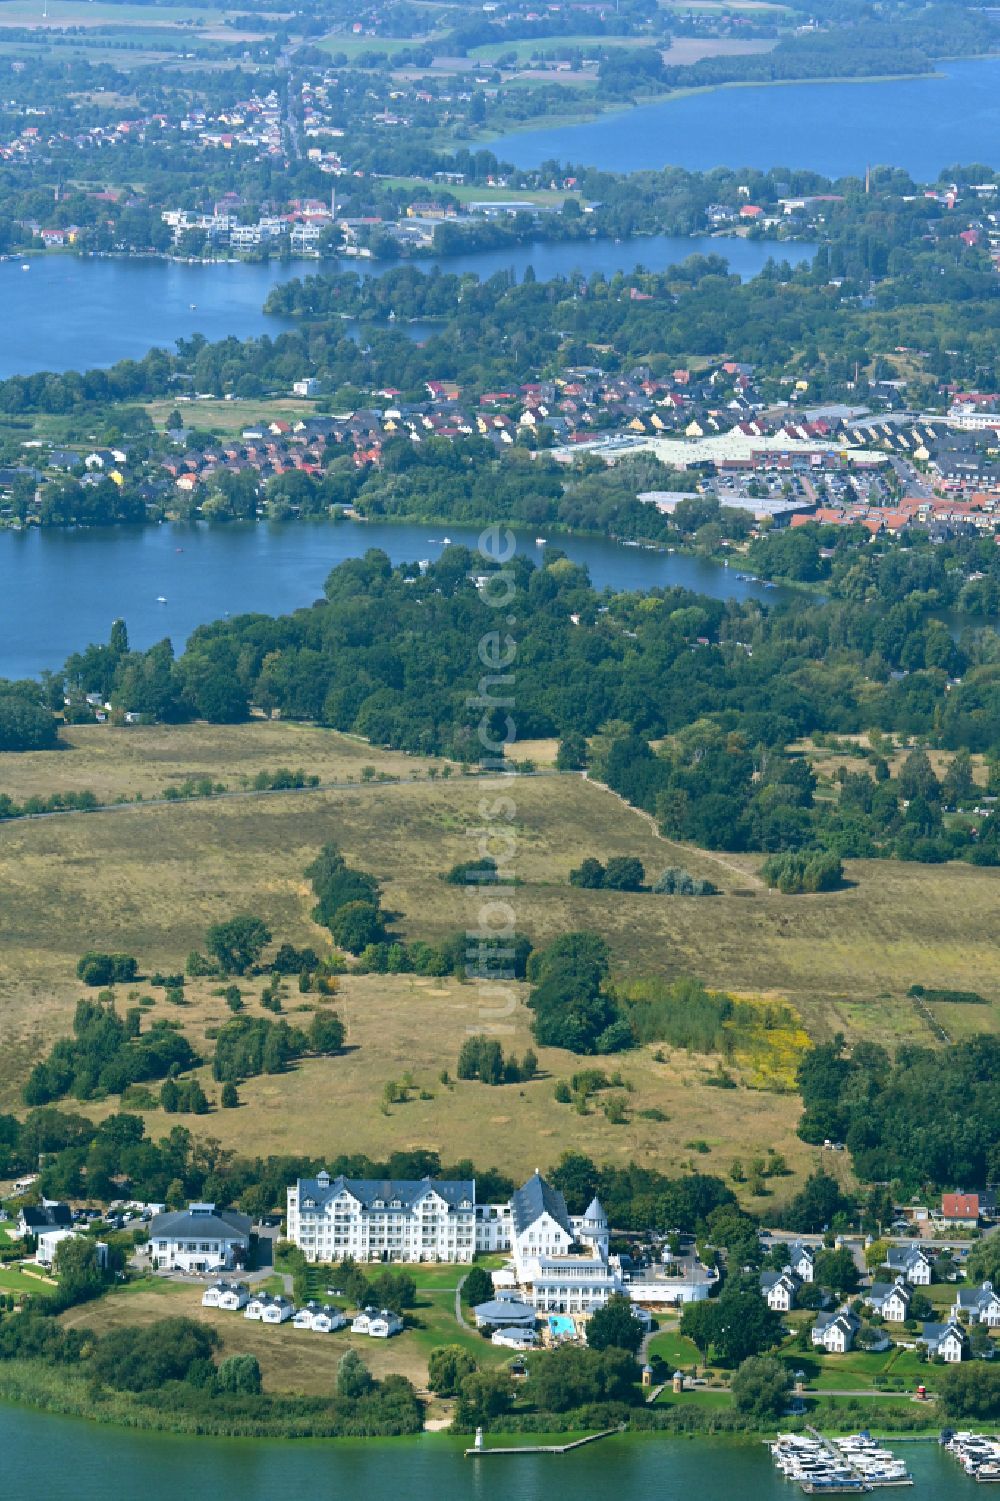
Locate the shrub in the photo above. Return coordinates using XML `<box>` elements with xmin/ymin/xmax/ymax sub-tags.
<box><xmin>653</xmin><ymin>867</ymin><xmax>717</xmax><ymax>896</ymax></box>
<box><xmin>76</xmin><ymin>952</ymin><xmax>138</xmax><ymax>987</ymax></box>
<box><xmin>760</xmin><ymin>851</ymin><xmax>844</xmax><ymax>894</ymax></box>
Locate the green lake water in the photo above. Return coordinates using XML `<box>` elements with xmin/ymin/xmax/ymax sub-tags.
<box><xmin>0</xmin><ymin>1405</ymin><xmax>975</xmax><ymax>1499</ymax></box>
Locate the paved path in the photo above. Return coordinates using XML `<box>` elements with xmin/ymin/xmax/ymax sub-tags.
<box><xmin>454</xmin><ymin>1274</ymin><xmax>470</xmax><ymax>1329</ymax></box>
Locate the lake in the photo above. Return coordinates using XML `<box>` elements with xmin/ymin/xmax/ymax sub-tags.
<box><xmin>0</xmin><ymin>233</ymin><xmax>810</xmax><ymax>380</ymax></box>
<box><xmin>0</xmin><ymin>1407</ymin><xmax>975</xmax><ymax>1500</ymax></box>
<box><xmin>488</xmin><ymin>56</ymin><xmax>1000</xmax><ymax>179</ymax></box>
<box><xmin>0</xmin><ymin>519</ymin><xmax>796</xmax><ymax>681</ymax></box>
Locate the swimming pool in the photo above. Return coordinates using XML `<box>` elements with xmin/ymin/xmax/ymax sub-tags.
<box><xmin>547</xmin><ymin>1314</ymin><xmax>575</xmax><ymax>1337</ymax></box>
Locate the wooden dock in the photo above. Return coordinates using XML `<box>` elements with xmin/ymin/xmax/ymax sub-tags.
<box><xmin>465</xmin><ymin>1427</ymin><xmax>621</xmax><ymax>1457</ymax></box>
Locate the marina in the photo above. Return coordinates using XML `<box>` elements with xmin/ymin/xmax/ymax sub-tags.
<box><xmin>770</xmin><ymin>1432</ymin><xmax>914</xmax><ymax>1493</ymax></box>
<box><xmin>943</xmin><ymin>1433</ymin><xmax>1000</xmax><ymax>1483</ymax></box>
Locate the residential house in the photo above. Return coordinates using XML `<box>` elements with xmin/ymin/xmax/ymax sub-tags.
<box><xmin>939</xmin><ymin>1193</ymin><xmax>983</xmax><ymax>1230</ymax></box>
<box><xmin>350</xmin><ymin>1306</ymin><xmax>403</xmax><ymax>1337</ymax></box>
<box><xmin>787</xmin><ymin>1242</ymin><xmax>817</xmax><ymax>1283</ymax></box>
<box><xmin>952</xmin><ymin>1282</ymin><xmax>1000</xmax><ymax>1327</ymax></box>
<box><xmin>17</xmin><ymin>1203</ymin><xmax>72</xmax><ymax>1239</ymax></box>
<box><xmin>922</xmin><ymin>1320</ymin><xmax>968</xmax><ymax>1362</ymax></box>
<box><xmin>760</xmin><ymin>1268</ymin><xmax>802</xmax><ymax>1312</ymax></box>
<box><xmin>867</xmin><ymin>1277</ymin><xmax>913</xmax><ymax>1323</ymax></box>
<box><xmin>244</xmin><ymin>1293</ymin><xmax>273</xmax><ymax>1321</ymax></box>
<box><xmin>812</xmin><ymin>1309</ymin><xmax>861</xmax><ymax>1354</ymax></box>
<box><xmin>36</xmin><ymin>1228</ymin><xmax>99</xmax><ymax>1268</ymax></box>
<box><xmin>202</xmin><ymin>1279</ymin><xmax>249</xmax><ymax>1310</ymax></box>
<box><xmin>885</xmin><ymin>1245</ymin><xmax>934</xmax><ymax>1286</ymax></box>
<box><xmin>286</xmin><ymin>1171</ymin><xmax>479</xmax><ymax>1263</ymax></box>
<box><xmin>368</xmin><ymin>1309</ymin><xmax>403</xmax><ymax>1338</ymax></box>
<box><xmin>147</xmin><ymin>1202</ymin><xmax>251</xmax><ymax>1273</ymax></box>
<box><xmin>260</xmin><ymin>1296</ymin><xmax>294</xmax><ymax>1324</ymax></box>
<box><xmin>309</xmin><ymin>1304</ymin><xmax>347</xmax><ymax>1333</ymax></box>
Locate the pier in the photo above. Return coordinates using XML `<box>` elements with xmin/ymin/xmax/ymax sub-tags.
<box><xmin>465</xmin><ymin>1426</ymin><xmax>622</xmax><ymax>1457</ymax></box>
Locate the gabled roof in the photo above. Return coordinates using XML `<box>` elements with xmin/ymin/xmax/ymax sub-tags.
<box><xmin>510</xmin><ymin>1172</ymin><xmax>573</xmax><ymax>1238</ymax></box>
<box><xmin>19</xmin><ymin>1204</ymin><xmax>72</xmax><ymax>1231</ymax></box>
<box><xmin>296</xmin><ymin>1175</ymin><xmax>474</xmax><ymax>1213</ymax></box>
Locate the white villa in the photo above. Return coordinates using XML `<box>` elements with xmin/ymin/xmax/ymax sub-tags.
<box><xmin>508</xmin><ymin>1171</ymin><xmax>620</xmax><ymax>1314</ymax></box>
<box><xmin>244</xmin><ymin>1293</ymin><xmax>293</xmax><ymax>1323</ymax></box>
<box><xmin>867</xmin><ymin>1277</ymin><xmax>912</xmax><ymax>1323</ymax></box>
<box><xmin>922</xmin><ymin>1320</ymin><xmax>968</xmax><ymax>1362</ymax></box>
<box><xmin>147</xmin><ymin>1202</ymin><xmax>251</xmax><ymax>1273</ymax></box>
<box><xmin>952</xmin><ymin>1281</ymin><xmax>1000</xmax><ymax>1327</ymax></box>
<box><xmin>812</xmin><ymin>1309</ymin><xmax>860</xmax><ymax>1354</ymax></box>
<box><xmin>351</xmin><ymin>1306</ymin><xmax>403</xmax><ymax>1337</ymax></box>
<box><xmin>286</xmin><ymin>1172</ymin><xmax>478</xmax><ymax>1263</ymax></box>
<box><xmin>761</xmin><ymin>1268</ymin><xmax>802</xmax><ymax>1312</ymax></box>
<box><xmin>202</xmin><ymin>1280</ymin><xmax>250</xmax><ymax>1310</ymax></box>
<box><xmin>885</xmin><ymin>1245</ymin><xmax>934</xmax><ymax>1286</ymax></box>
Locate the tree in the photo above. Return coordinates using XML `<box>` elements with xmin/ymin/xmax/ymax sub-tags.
<box><xmin>569</xmin><ymin>857</ymin><xmax>606</xmax><ymax>888</ymax></box>
<box><xmin>681</xmin><ymin>1276</ymin><xmax>783</xmax><ymax>1365</ymax></box>
<box><xmin>731</xmin><ymin>1355</ymin><xmax>793</xmax><ymax>1421</ymax></box>
<box><xmin>585</xmin><ymin>1292</ymin><xmax>642</xmax><ymax>1354</ymax></box>
<box><xmin>814</xmin><ymin>1246</ymin><xmax>860</xmax><ymax>1296</ymax></box>
<box><xmin>428</xmin><ymin>1344</ymin><xmax>478</xmax><ymax>1396</ymax></box>
<box><xmin>556</xmin><ymin>731</ymin><xmax>588</xmax><ymax>770</ymax></box>
<box><xmin>308</xmin><ymin>1010</ymin><xmax>345</xmax><ymax>1054</ymax></box>
<box><xmin>939</xmin><ymin>1362</ymin><xmax>1000</xmax><ymax>1421</ymax></box>
<box><xmin>603</xmin><ymin>856</ymin><xmax>645</xmax><ymax>891</ymax></box>
<box><xmin>53</xmin><ymin>1235</ymin><xmax>105</xmax><ymax>1306</ymax></box>
<box><xmin>782</xmin><ymin>1171</ymin><xmax>853</xmax><ymax>1234</ymax></box>
<box><xmin>897</xmin><ymin>747</ymin><xmax>939</xmax><ymax>803</ymax></box>
<box><xmin>205</xmin><ymin>916</ymin><xmax>271</xmax><ymax>976</ymax></box>
<box><xmin>216</xmin><ymin>1353</ymin><xmax>262</xmax><ymax>1394</ymax></box>
<box><xmin>462</xmin><ymin>1264</ymin><xmax>494</xmax><ymax>1308</ymax></box>
<box><xmin>337</xmin><ymin>1348</ymin><xmax>374</xmax><ymax>1399</ymax></box>
<box><xmin>330</xmin><ymin>901</ymin><xmax>385</xmax><ymax>954</ymax></box>
<box><xmin>221</xmin><ymin>1081</ymin><xmax>239</xmax><ymax>1109</ymax></box>
<box><xmin>456</xmin><ymin>1368</ymin><xmax>515</xmax><ymax>1426</ymax></box>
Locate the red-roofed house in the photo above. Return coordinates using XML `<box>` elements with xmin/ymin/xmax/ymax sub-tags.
<box><xmin>940</xmin><ymin>1193</ymin><xmax>980</xmax><ymax>1229</ymax></box>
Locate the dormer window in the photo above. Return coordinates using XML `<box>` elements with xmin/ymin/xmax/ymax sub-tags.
<box><xmin>373</xmin><ymin>1199</ymin><xmax>384</xmax><ymax>1209</ymax></box>
<box><xmin>303</xmin><ymin>1197</ymin><xmax>316</xmax><ymax>1209</ymax></box>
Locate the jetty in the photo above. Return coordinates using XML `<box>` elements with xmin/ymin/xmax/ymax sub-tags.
<box><xmin>465</xmin><ymin>1426</ymin><xmax>621</xmax><ymax>1457</ymax></box>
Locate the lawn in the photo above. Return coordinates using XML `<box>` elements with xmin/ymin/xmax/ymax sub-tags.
<box><xmin>0</xmin><ymin>1265</ymin><xmax>57</xmax><ymax>1297</ymax></box>
<box><xmin>646</xmin><ymin>1328</ymin><xmax>702</xmax><ymax>1370</ymax></box>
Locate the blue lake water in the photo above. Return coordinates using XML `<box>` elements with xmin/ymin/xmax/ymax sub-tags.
<box><xmin>488</xmin><ymin>56</ymin><xmax>1000</xmax><ymax>178</ymax></box>
<box><xmin>0</xmin><ymin>233</ymin><xmax>810</xmax><ymax>380</ymax></box>
<box><xmin>0</xmin><ymin>520</ymin><xmax>798</xmax><ymax>681</ymax></box>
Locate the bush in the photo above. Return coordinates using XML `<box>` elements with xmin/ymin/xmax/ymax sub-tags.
<box><xmin>760</xmin><ymin>851</ymin><xmax>844</xmax><ymax>894</ymax></box>
<box><xmin>444</xmin><ymin>858</ymin><xmax>500</xmax><ymax>885</ymax></box>
<box><xmin>653</xmin><ymin>867</ymin><xmax>718</xmax><ymax>896</ymax></box>
<box><xmin>76</xmin><ymin>952</ymin><xmax>138</xmax><ymax>987</ymax></box>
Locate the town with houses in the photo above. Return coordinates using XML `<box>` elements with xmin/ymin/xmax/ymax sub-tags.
<box><xmin>8</xmin><ymin>357</ymin><xmax>1000</xmax><ymax>540</ymax></box>
<box><xmin>3</xmin><ymin>1171</ymin><xmax>997</xmax><ymax>1377</ymax></box>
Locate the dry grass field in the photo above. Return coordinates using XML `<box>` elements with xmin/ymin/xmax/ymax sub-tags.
<box><xmin>0</xmin><ymin>721</ymin><xmax>437</xmax><ymax>803</ymax></box>
<box><xmin>0</xmin><ymin>721</ymin><xmax>997</xmax><ymax>1190</ymax></box>
<box><xmin>58</xmin><ymin>1279</ymin><xmax>499</xmax><ymax>1398</ymax></box>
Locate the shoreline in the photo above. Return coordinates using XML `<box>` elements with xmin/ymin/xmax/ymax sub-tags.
<box><xmin>0</xmin><ymin>1365</ymin><xmax>952</xmax><ymax>1446</ymax></box>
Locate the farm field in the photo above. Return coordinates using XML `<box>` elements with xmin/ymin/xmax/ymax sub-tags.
<box><xmin>0</xmin><ymin>722</ymin><xmax>997</xmax><ymax>1185</ymax></box>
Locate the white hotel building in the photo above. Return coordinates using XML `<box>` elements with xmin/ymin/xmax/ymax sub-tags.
<box><xmin>286</xmin><ymin>1172</ymin><xmax>479</xmax><ymax>1263</ymax></box>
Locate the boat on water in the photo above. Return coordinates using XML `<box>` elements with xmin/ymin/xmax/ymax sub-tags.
<box><xmin>21</xmin><ymin>263</ymin><xmax>29</xmax><ymax>271</ymax></box>
<box><xmin>156</xmin><ymin>595</ymin><xmax>167</xmax><ymax>603</ymax></box>
<box><xmin>535</xmin><ymin>537</ymin><xmax>547</xmax><ymax>545</ymax></box>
